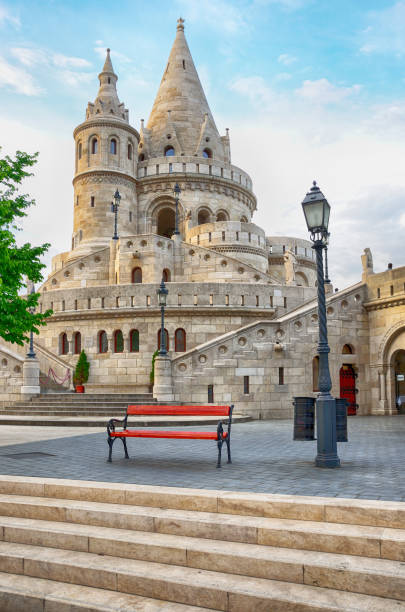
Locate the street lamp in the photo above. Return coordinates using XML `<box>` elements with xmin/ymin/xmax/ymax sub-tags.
<box><xmin>27</xmin><ymin>284</ymin><xmax>36</xmax><ymax>359</ymax></box>
<box><xmin>324</xmin><ymin>232</ymin><xmax>331</xmax><ymax>285</ymax></box>
<box><xmin>302</xmin><ymin>181</ymin><xmax>340</xmax><ymax>468</ymax></box>
<box><xmin>112</xmin><ymin>188</ymin><xmax>121</xmax><ymax>240</ymax></box>
<box><xmin>157</xmin><ymin>278</ymin><xmax>169</xmax><ymax>355</ymax></box>
<box><xmin>173</xmin><ymin>182</ymin><xmax>181</xmax><ymax>235</ymax></box>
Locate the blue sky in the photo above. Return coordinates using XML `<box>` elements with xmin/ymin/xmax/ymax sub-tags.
<box><xmin>1</xmin><ymin>0</ymin><xmax>405</xmax><ymax>289</ymax></box>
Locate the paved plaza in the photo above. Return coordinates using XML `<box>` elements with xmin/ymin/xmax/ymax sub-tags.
<box><xmin>0</xmin><ymin>416</ymin><xmax>403</xmax><ymax>501</ymax></box>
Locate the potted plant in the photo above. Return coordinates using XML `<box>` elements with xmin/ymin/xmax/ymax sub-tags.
<box><xmin>73</xmin><ymin>350</ymin><xmax>90</xmax><ymax>393</ymax></box>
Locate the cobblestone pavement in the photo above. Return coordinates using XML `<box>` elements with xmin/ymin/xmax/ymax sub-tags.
<box><xmin>0</xmin><ymin>416</ymin><xmax>404</xmax><ymax>501</ymax></box>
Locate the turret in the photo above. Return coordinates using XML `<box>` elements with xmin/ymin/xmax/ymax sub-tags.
<box><xmin>70</xmin><ymin>49</ymin><xmax>140</xmax><ymax>259</ymax></box>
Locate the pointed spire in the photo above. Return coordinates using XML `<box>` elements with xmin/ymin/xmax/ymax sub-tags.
<box><xmin>102</xmin><ymin>48</ymin><xmax>115</xmax><ymax>75</ymax></box>
<box><xmin>85</xmin><ymin>48</ymin><xmax>129</xmax><ymax>122</ymax></box>
<box><xmin>146</xmin><ymin>19</ymin><xmax>228</xmax><ymax>162</ymax></box>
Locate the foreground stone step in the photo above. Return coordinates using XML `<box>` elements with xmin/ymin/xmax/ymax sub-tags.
<box><xmin>0</xmin><ymin>571</ymin><xmax>212</xmax><ymax>612</ymax></box>
<box><xmin>1</xmin><ymin>515</ymin><xmax>405</xmax><ymax>598</ymax></box>
<box><xmin>0</xmin><ymin>541</ymin><xmax>403</xmax><ymax>611</ymax></box>
<box><xmin>0</xmin><ymin>494</ymin><xmax>403</xmax><ymax>562</ymax></box>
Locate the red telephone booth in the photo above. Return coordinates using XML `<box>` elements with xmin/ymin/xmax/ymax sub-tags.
<box><xmin>340</xmin><ymin>365</ymin><xmax>357</xmax><ymax>415</ymax></box>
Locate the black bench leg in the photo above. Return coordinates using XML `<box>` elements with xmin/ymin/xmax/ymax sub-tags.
<box><xmin>107</xmin><ymin>438</ymin><xmax>114</xmax><ymax>463</ymax></box>
<box><xmin>226</xmin><ymin>438</ymin><xmax>232</xmax><ymax>464</ymax></box>
<box><xmin>121</xmin><ymin>437</ymin><xmax>129</xmax><ymax>459</ymax></box>
<box><xmin>217</xmin><ymin>439</ymin><xmax>223</xmax><ymax>468</ymax></box>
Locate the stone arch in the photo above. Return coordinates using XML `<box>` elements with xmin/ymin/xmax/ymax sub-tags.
<box><xmin>197</xmin><ymin>207</ymin><xmax>212</xmax><ymax>225</ymax></box>
<box><xmin>216</xmin><ymin>210</ymin><xmax>229</xmax><ymax>222</ymax></box>
<box><xmin>378</xmin><ymin>323</ymin><xmax>405</xmax><ymax>413</ymax></box>
<box><xmin>88</xmin><ymin>134</ymin><xmax>99</xmax><ymax>161</ymax></box>
<box><xmin>378</xmin><ymin>321</ymin><xmax>405</xmax><ymax>364</ymax></box>
<box><xmin>146</xmin><ymin>196</ymin><xmax>184</xmax><ymax>237</ymax></box>
<box><xmin>295</xmin><ymin>271</ymin><xmax>309</xmax><ymax>287</ymax></box>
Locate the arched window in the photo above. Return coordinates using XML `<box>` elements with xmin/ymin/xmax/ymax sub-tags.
<box><xmin>175</xmin><ymin>328</ymin><xmax>186</xmax><ymax>352</ymax></box>
<box><xmin>157</xmin><ymin>328</ymin><xmax>169</xmax><ymax>351</ymax></box>
<box><xmin>312</xmin><ymin>356</ymin><xmax>319</xmax><ymax>392</ymax></box>
<box><xmin>98</xmin><ymin>330</ymin><xmax>108</xmax><ymax>353</ymax></box>
<box><xmin>91</xmin><ymin>138</ymin><xmax>98</xmax><ymax>154</ymax></box>
<box><xmin>216</xmin><ymin>211</ymin><xmax>227</xmax><ymax>221</ymax></box>
<box><xmin>138</xmin><ymin>153</ymin><xmax>145</xmax><ymax>162</ymax></box>
<box><xmin>198</xmin><ymin>209</ymin><xmax>210</xmax><ymax>225</ymax></box>
<box><xmin>114</xmin><ymin>330</ymin><xmax>124</xmax><ymax>353</ymax></box>
<box><xmin>110</xmin><ymin>139</ymin><xmax>117</xmax><ymax>155</ymax></box>
<box><xmin>59</xmin><ymin>333</ymin><xmax>69</xmax><ymax>355</ymax></box>
<box><xmin>202</xmin><ymin>148</ymin><xmax>212</xmax><ymax>159</ymax></box>
<box><xmin>129</xmin><ymin>329</ymin><xmax>139</xmax><ymax>352</ymax></box>
<box><xmin>164</xmin><ymin>146</ymin><xmax>175</xmax><ymax>156</ymax></box>
<box><xmin>128</xmin><ymin>143</ymin><xmax>132</xmax><ymax>160</ymax></box>
<box><xmin>132</xmin><ymin>267</ymin><xmax>142</xmax><ymax>283</ymax></box>
<box><xmin>73</xmin><ymin>332</ymin><xmax>81</xmax><ymax>355</ymax></box>
<box><xmin>162</xmin><ymin>268</ymin><xmax>171</xmax><ymax>282</ymax></box>
<box><xmin>78</xmin><ymin>142</ymin><xmax>82</xmax><ymax>159</ymax></box>
<box><xmin>342</xmin><ymin>344</ymin><xmax>354</xmax><ymax>354</ymax></box>
<box><xmin>240</xmin><ymin>216</ymin><xmax>248</xmax><ymax>223</ymax></box>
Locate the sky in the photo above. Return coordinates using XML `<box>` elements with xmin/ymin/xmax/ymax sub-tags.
<box><xmin>1</xmin><ymin>0</ymin><xmax>405</xmax><ymax>290</ymax></box>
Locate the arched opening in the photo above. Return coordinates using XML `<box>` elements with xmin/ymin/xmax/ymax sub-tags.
<box><xmin>198</xmin><ymin>209</ymin><xmax>210</xmax><ymax>225</ymax></box>
<box><xmin>129</xmin><ymin>329</ymin><xmax>139</xmax><ymax>353</ymax></box>
<box><xmin>157</xmin><ymin>328</ymin><xmax>169</xmax><ymax>351</ymax></box>
<box><xmin>164</xmin><ymin>146</ymin><xmax>175</xmax><ymax>156</ymax></box>
<box><xmin>312</xmin><ymin>356</ymin><xmax>319</xmax><ymax>392</ymax></box>
<box><xmin>296</xmin><ymin>271</ymin><xmax>309</xmax><ymax>287</ymax></box>
<box><xmin>162</xmin><ymin>268</ymin><xmax>171</xmax><ymax>282</ymax></box>
<box><xmin>240</xmin><ymin>216</ymin><xmax>248</xmax><ymax>223</ymax></box>
<box><xmin>73</xmin><ymin>332</ymin><xmax>81</xmax><ymax>355</ymax></box>
<box><xmin>132</xmin><ymin>267</ymin><xmax>142</xmax><ymax>283</ymax></box>
<box><xmin>114</xmin><ymin>330</ymin><xmax>124</xmax><ymax>353</ymax></box>
<box><xmin>59</xmin><ymin>333</ymin><xmax>69</xmax><ymax>355</ymax></box>
<box><xmin>91</xmin><ymin>138</ymin><xmax>98</xmax><ymax>154</ymax></box>
<box><xmin>128</xmin><ymin>143</ymin><xmax>132</xmax><ymax>160</ymax></box>
<box><xmin>202</xmin><ymin>148</ymin><xmax>212</xmax><ymax>159</ymax></box>
<box><xmin>138</xmin><ymin>153</ymin><xmax>145</xmax><ymax>162</ymax></box>
<box><xmin>216</xmin><ymin>211</ymin><xmax>228</xmax><ymax>221</ymax></box>
<box><xmin>175</xmin><ymin>328</ymin><xmax>186</xmax><ymax>352</ymax></box>
<box><xmin>392</xmin><ymin>349</ymin><xmax>405</xmax><ymax>410</ymax></box>
<box><xmin>340</xmin><ymin>365</ymin><xmax>357</xmax><ymax>415</ymax></box>
<box><xmin>98</xmin><ymin>330</ymin><xmax>108</xmax><ymax>353</ymax></box>
<box><xmin>78</xmin><ymin>142</ymin><xmax>82</xmax><ymax>159</ymax></box>
<box><xmin>342</xmin><ymin>344</ymin><xmax>354</xmax><ymax>354</ymax></box>
<box><xmin>157</xmin><ymin>207</ymin><xmax>175</xmax><ymax>238</ymax></box>
<box><xmin>110</xmin><ymin>139</ymin><xmax>117</xmax><ymax>155</ymax></box>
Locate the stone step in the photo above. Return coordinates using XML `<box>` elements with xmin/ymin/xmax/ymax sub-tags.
<box><xmin>0</xmin><ymin>493</ymin><xmax>403</xmax><ymax>562</ymax></box>
<box><xmin>0</xmin><ymin>415</ymin><xmax>249</xmax><ymax>427</ymax></box>
<box><xmin>1</xmin><ymin>514</ymin><xmax>405</xmax><ymax>597</ymax></box>
<box><xmin>0</xmin><ymin>571</ymin><xmax>212</xmax><ymax>612</ymax></box>
<box><xmin>0</xmin><ymin>541</ymin><xmax>403</xmax><ymax>611</ymax></box>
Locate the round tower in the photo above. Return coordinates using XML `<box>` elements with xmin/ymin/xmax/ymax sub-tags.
<box><xmin>70</xmin><ymin>49</ymin><xmax>140</xmax><ymax>260</ymax></box>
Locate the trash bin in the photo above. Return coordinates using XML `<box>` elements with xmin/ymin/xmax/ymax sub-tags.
<box><xmin>293</xmin><ymin>397</ymin><xmax>315</xmax><ymax>440</ymax></box>
<box><xmin>336</xmin><ymin>398</ymin><xmax>348</xmax><ymax>442</ymax></box>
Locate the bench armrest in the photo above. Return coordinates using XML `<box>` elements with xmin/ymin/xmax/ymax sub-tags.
<box><xmin>107</xmin><ymin>416</ymin><xmax>128</xmax><ymax>434</ymax></box>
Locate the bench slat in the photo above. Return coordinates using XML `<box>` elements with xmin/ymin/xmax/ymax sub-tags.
<box><xmin>110</xmin><ymin>430</ymin><xmax>228</xmax><ymax>440</ymax></box>
<box><xmin>127</xmin><ymin>405</ymin><xmax>230</xmax><ymax>416</ymax></box>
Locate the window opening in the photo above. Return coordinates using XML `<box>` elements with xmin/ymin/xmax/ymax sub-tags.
<box><xmin>114</xmin><ymin>330</ymin><xmax>124</xmax><ymax>353</ymax></box>
<box><xmin>98</xmin><ymin>331</ymin><xmax>108</xmax><ymax>353</ymax></box>
<box><xmin>244</xmin><ymin>376</ymin><xmax>249</xmax><ymax>394</ymax></box>
<box><xmin>130</xmin><ymin>329</ymin><xmax>139</xmax><ymax>352</ymax></box>
<box><xmin>279</xmin><ymin>367</ymin><xmax>284</xmax><ymax>385</ymax></box>
<box><xmin>110</xmin><ymin>139</ymin><xmax>117</xmax><ymax>155</ymax></box>
<box><xmin>175</xmin><ymin>328</ymin><xmax>186</xmax><ymax>352</ymax></box>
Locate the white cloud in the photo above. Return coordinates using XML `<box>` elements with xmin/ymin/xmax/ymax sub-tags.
<box><xmin>295</xmin><ymin>78</ymin><xmax>362</xmax><ymax>104</ymax></box>
<box><xmin>0</xmin><ymin>56</ymin><xmax>43</xmax><ymax>96</ymax></box>
<box><xmin>175</xmin><ymin>0</ymin><xmax>248</xmax><ymax>34</ymax></box>
<box><xmin>52</xmin><ymin>54</ymin><xmax>91</xmax><ymax>69</ymax></box>
<box><xmin>400</xmin><ymin>212</ymin><xmax>405</xmax><ymax>228</ymax></box>
<box><xmin>360</xmin><ymin>1</ymin><xmax>405</xmax><ymax>56</ymax></box>
<box><xmin>278</xmin><ymin>53</ymin><xmax>297</xmax><ymax>66</ymax></box>
<box><xmin>0</xmin><ymin>3</ymin><xmax>20</xmax><ymax>27</ymax></box>
<box><xmin>275</xmin><ymin>72</ymin><xmax>292</xmax><ymax>82</ymax></box>
<box><xmin>11</xmin><ymin>47</ymin><xmax>46</xmax><ymax>66</ymax></box>
<box><xmin>230</xmin><ymin>76</ymin><xmax>275</xmax><ymax>108</ymax></box>
<box><xmin>59</xmin><ymin>70</ymin><xmax>94</xmax><ymax>87</ymax></box>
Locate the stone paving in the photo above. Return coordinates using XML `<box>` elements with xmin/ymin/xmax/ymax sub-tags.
<box><xmin>0</xmin><ymin>416</ymin><xmax>404</xmax><ymax>501</ymax></box>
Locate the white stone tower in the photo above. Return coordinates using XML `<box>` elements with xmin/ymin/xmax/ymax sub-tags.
<box><xmin>70</xmin><ymin>49</ymin><xmax>140</xmax><ymax>260</ymax></box>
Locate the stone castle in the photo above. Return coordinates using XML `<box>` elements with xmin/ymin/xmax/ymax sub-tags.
<box><xmin>1</xmin><ymin>20</ymin><xmax>404</xmax><ymax>417</ymax></box>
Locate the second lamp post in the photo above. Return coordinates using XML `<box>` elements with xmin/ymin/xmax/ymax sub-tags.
<box><xmin>157</xmin><ymin>278</ymin><xmax>168</xmax><ymax>355</ymax></box>
<box><xmin>302</xmin><ymin>181</ymin><xmax>340</xmax><ymax>468</ymax></box>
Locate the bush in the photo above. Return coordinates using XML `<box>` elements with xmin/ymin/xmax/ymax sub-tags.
<box><xmin>150</xmin><ymin>349</ymin><xmax>159</xmax><ymax>384</ymax></box>
<box><xmin>73</xmin><ymin>350</ymin><xmax>90</xmax><ymax>386</ymax></box>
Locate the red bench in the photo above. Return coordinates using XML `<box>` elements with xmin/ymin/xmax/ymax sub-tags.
<box><xmin>107</xmin><ymin>404</ymin><xmax>233</xmax><ymax>468</ymax></box>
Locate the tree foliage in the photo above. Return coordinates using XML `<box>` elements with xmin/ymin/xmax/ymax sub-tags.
<box><xmin>73</xmin><ymin>350</ymin><xmax>90</xmax><ymax>386</ymax></box>
<box><xmin>0</xmin><ymin>150</ymin><xmax>52</xmax><ymax>345</ymax></box>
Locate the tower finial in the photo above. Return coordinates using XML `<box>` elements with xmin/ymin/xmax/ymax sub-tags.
<box><xmin>177</xmin><ymin>17</ymin><xmax>185</xmax><ymax>31</ymax></box>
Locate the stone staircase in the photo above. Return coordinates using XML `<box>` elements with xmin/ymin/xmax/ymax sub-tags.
<box><xmin>0</xmin><ymin>476</ymin><xmax>403</xmax><ymax>611</ymax></box>
<box><xmin>0</xmin><ymin>393</ymin><xmax>250</xmax><ymax>426</ymax></box>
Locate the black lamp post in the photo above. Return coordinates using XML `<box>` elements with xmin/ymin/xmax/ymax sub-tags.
<box><xmin>27</xmin><ymin>284</ymin><xmax>36</xmax><ymax>359</ymax></box>
<box><xmin>173</xmin><ymin>183</ymin><xmax>181</xmax><ymax>235</ymax></box>
<box><xmin>302</xmin><ymin>181</ymin><xmax>340</xmax><ymax>468</ymax></box>
<box><xmin>112</xmin><ymin>188</ymin><xmax>121</xmax><ymax>240</ymax></box>
<box><xmin>157</xmin><ymin>278</ymin><xmax>168</xmax><ymax>355</ymax></box>
<box><xmin>324</xmin><ymin>232</ymin><xmax>331</xmax><ymax>285</ymax></box>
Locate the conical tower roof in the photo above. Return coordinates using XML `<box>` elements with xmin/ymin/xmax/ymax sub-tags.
<box><xmin>145</xmin><ymin>19</ymin><xmax>227</xmax><ymax>161</ymax></box>
<box><xmin>86</xmin><ymin>49</ymin><xmax>129</xmax><ymax>122</ymax></box>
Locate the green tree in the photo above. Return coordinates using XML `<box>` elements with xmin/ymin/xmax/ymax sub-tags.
<box><xmin>73</xmin><ymin>350</ymin><xmax>90</xmax><ymax>386</ymax></box>
<box><xmin>0</xmin><ymin>150</ymin><xmax>52</xmax><ymax>345</ymax></box>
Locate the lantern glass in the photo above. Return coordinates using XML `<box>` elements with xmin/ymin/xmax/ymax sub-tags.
<box><xmin>114</xmin><ymin>189</ymin><xmax>121</xmax><ymax>204</ymax></box>
<box><xmin>173</xmin><ymin>183</ymin><xmax>181</xmax><ymax>197</ymax></box>
<box><xmin>302</xmin><ymin>198</ymin><xmax>330</xmax><ymax>233</ymax></box>
<box><xmin>157</xmin><ymin>282</ymin><xmax>168</xmax><ymax>307</ymax></box>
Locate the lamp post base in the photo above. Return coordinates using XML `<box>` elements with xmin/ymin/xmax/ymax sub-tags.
<box><xmin>315</xmin><ymin>395</ymin><xmax>340</xmax><ymax>468</ymax></box>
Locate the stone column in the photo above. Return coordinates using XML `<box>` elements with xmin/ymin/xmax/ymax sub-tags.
<box><xmin>21</xmin><ymin>358</ymin><xmax>40</xmax><ymax>398</ymax></box>
<box><xmin>377</xmin><ymin>368</ymin><xmax>388</xmax><ymax>414</ymax></box>
<box><xmin>153</xmin><ymin>355</ymin><xmax>174</xmax><ymax>401</ymax></box>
